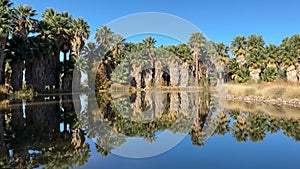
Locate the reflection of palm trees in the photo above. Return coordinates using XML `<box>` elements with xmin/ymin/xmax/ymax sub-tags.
<box><xmin>0</xmin><ymin>108</ymin><xmax>9</xmax><ymax>165</ymax></box>
<box><xmin>0</xmin><ymin>95</ymin><xmax>90</xmax><ymax>168</ymax></box>
<box><xmin>214</xmin><ymin>112</ymin><xmax>230</xmax><ymax>136</ymax></box>
<box><xmin>231</xmin><ymin>111</ymin><xmax>248</xmax><ymax>142</ymax></box>
<box><xmin>247</xmin><ymin>114</ymin><xmax>268</xmax><ymax>142</ymax></box>
<box><xmin>189</xmin><ymin>90</ymin><xmax>213</xmax><ymax>146</ymax></box>
<box><xmin>90</xmin><ymin>91</ymin><xmax>208</xmax><ymax>154</ymax></box>
<box><xmin>227</xmin><ymin>109</ymin><xmax>300</xmax><ymax>143</ymax></box>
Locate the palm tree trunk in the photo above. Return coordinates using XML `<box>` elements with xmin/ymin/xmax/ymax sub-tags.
<box><xmin>11</xmin><ymin>60</ymin><xmax>24</xmax><ymax>91</ymax></box>
<box><xmin>73</xmin><ymin>69</ymin><xmax>82</xmax><ymax>90</ymax></box>
<box><xmin>144</xmin><ymin>70</ymin><xmax>152</xmax><ymax>89</ymax></box>
<box><xmin>170</xmin><ymin>60</ymin><xmax>180</xmax><ymax>87</ymax></box>
<box><xmin>0</xmin><ymin>36</ymin><xmax>8</xmax><ymax>85</ymax></box>
<box><xmin>296</xmin><ymin>63</ymin><xmax>300</xmax><ymax>83</ymax></box>
<box><xmin>154</xmin><ymin>60</ymin><xmax>164</xmax><ymax>86</ymax></box>
<box><xmin>195</xmin><ymin>53</ymin><xmax>199</xmax><ymax>85</ymax></box>
<box><xmin>64</xmin><ymin>52</ymin><xmax>67</xmax><ymax>63</ymax></box>
<box><xmin>133</xmin><ymin>65</ymin><xmax>142</xmax><ymax>89</ymax></box>
<box><xmin>286</xmin><ymin>65</ymin><xmax>298</xmax><ymax>82</ymax></box>
<box><xmin>180</xmin><ymin>62</ymin><xmax>189</xmax><ymax>87</ymax></box>
<box><xmin>26</xmin><ymin>56</ymin><xmax>47</xmax><ymax>92</ymax></box>
<box><xmin>249</xmin><ymin>66</ymin><xmax>261</xmax><ymax>83</ymax></box>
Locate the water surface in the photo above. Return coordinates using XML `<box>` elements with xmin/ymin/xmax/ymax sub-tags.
<box><xmin>0</xmin><ymin>91</ymin><xmax>299</xmax><ymax>169</ymax></box>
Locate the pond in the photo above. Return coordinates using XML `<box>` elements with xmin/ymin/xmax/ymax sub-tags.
<box><xmin>0</xmin><ymin>91</ymin><xmax>300</xmax><ymax>169</ymax></box>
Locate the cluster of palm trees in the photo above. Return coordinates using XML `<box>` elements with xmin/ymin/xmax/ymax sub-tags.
<box><xmin>89</xmin><ymin>27</ymin><xmax>300</xmax><ymax>90</ymax></box>
<box><xmin>1</xmin><ymin>0</ymin><xmax>300</xmax><ymax>93</ymax></box>
<box><xmin>219</xmin><ymin>34</ymin><xmax>300</xmax><ymax>83</ymax></box>
<box><xmin>0</xmin><ymin>0</ymin><xmax>90</xmax><ymax>92</ymax></box>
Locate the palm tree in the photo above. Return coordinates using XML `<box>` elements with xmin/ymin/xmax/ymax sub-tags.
<box><xmin>166</xmin><ymin>44</ymin><xmax>192</xmax><ymax>86</ymax></box>
<box><xmin>188</xmin><ymin>32</ymin><xmax>207</xmax><ymax>85</ymax></box>
<box><xmin>260</xmin><ymin>44</ymin><xmax>282</xmax><ymax>82</ymax></box>
<box><xmin>214</xmin><ymin>42</ymin><xmax>230</xmax><ymax>84</ymax></box>
<box><xmin>0</xmin><ymin>0</ymin><xmax>13</xmax><ymax>84</ymax></box>
<box><xmin>70</xmin><ymin>18</ymin><xmax>90</xmax><ymax>61</ymax></box>
<box><xmin>81</xmin><ymin>42</ymin><xmax>103</xmax><ymax>89</ymax></box>
<box><xmin>278</xmin><ymin>35</ymin><xmax>300</xmax><ymax>82</ymax></box>
<box><xmin>8</xmin><ymin>5</ymin><xmax>37</xmax><ymax>91</ymax></box>
<box><xmin>231</xmin><ymin>36</ymin><xmax>247</xmax><ymax>68</ymax></box>
<box><xmin>111</xmin><ymin>34</ymin><xmax>125</xmax><ymax>64</ymax></box>
<box><xmin>95</xmin><ymin>25</ymin><xmax>114</xmax><ymax>50</ymax></box>
<box><xmin>265</xmin><ymin>44</ymin><xmax>278</xmax><ymax>68</ymax></box>
<box><xmin>246</xmin><ymin>35</ymin><xmax>265</xmax><ymax>82</ymax></box>
<box><xmin>12</xmin><ymin>5</ymin><xmax>37</xmax><ymax>37</ymax></box>
<box><xmin>65</xmin><ymin>17</ymin><xmax>90</xmax><ymax>91</ymax></box>
<box><xmin>25</xmin><ymin>36</ymin><xmax>52</xmax><ymax>91</ymax></box>
<box><xmin>39</xmin><ymin>9</ymin><xmax>72</xmax><ymax>90</ymax></box>
<box><xmin>228</xmin><ymin>58</ymin><xmax>250</xmax><ymax>83</ymax></box>
<box><xmin>5</xmin><ymin>36</ymin><xmax>29</xmax><ymax>91</ymax></box>
<box><xmin>141</xmin><ymin>36</ymin><xmax>156</xmax><ymax>88</ymax></box>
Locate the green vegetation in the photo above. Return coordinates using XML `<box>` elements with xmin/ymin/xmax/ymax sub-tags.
<box><xmin>0</xmin><ymin>0</ymin><xmax>299</xmax><ymax>96</ymax></box>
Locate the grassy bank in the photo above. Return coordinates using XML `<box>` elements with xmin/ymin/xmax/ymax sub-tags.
<box><xmin>225</xmin><ymin>82</ymin><xmax>300</xmax><ymax>99</ymax></box>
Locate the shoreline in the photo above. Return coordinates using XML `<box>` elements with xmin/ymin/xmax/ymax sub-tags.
<box><xmin>225</xmin><ymin>94</ymin><xmax>300</xmax><ymax>107</ymax></box>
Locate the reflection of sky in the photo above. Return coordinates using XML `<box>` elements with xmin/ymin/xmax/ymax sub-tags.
<box><xmin>111</xmin><ymin>131</ymin><xmax>186</xmax><ymax>158</ymax></box>
<box><xmin>78</xmin><ymin>131</ymin><xmax>300</xmax><ymax>169</ymax></box>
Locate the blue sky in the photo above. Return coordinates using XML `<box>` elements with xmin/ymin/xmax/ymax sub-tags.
<box><xmin>13</xmin><ymin>0</ymin><xmax>300</xmax><ymax>46</ymax></box>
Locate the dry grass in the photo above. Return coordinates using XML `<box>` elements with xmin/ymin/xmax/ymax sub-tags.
<box><xmin>224</xmin><ymin>82</ymin><xmax>300</xmax><ymax>99</ymax></box>
<box><xmin>0</xmin><ymin>85</ymin><xmax>8</xmax><ymax>99</ymax></box>
<box><xmin>0</xmin><ymin>85</ymin><xmax>8</xmax><ymax>95</ymax></box>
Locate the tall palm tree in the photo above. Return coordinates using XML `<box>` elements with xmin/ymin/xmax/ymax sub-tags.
<box><xmin>259</xmin><ymin>44</ymin><xmax>281</xmax><ymax>82</ymax></box>
<box><xmin>40</xmin><ymin>9</ymin><xmax>72</xmax><ymax>89</ymax></box>
<box><xmin>12</xmin><ymin>5</ymin><xmax>37</xmax><ymax>37</ymax></box>
<box><xmin>265</xmin><ymin>44</ymin><xmax>278</xmax><ymax>68</ymax></box>
<box><xmin>65</xmin><ymin>17</ymin><xmax>90</xmax><ymax>91</ymax></box>
<box><xmin>246</xmin><ymin>35</ymin><xmax>265</xmax><ymax>82</ymax></box>
<box><xmin>231</xmin><ymin>36</ymin><xmax>247</xmax><ymax>68</ymax></box>
<box><xmin>25</xmin><ymin>36</ymin><xmax>52</xmax><ymax>91</ymax></box>
<box><xmin>95</xmin><ymin>25</ymin><xmax>114</xmax><ymax>50</ymax></box>
<box><xmin>278</xmin><ymin>35</ymin><xmax>300</xmax><ymax>82</ymax></box>
<box><xmin>5</xmin><ymin>36</ymin><xmax>29</xmax><ymax>91</ymax></box>
<box><xmin>8</xmin><ymin>5</ymin><xmax>37</xmax><ymax>91</ymax></box>
<box><xmin>0</xmin><ymin>0</ymin><xmax>13</xmax><ymax>84</ymax></box>
<box><xmin>70</xmin><ymin>18</ymin><xmax>90</xmax><ymax>61</ymax></box>
<box><xmin>165</xmin><ymin>44</ymin><xmax>192</xmax><ymax>86</ymax></box>
<box><xmin>94</xmin><ymin>25</ymin><xmax>118</xmax><ymax>86</ymax></box>
<box><xmin>188</xmin><ymin>32</ymin><xmax>207</xmax><ymax>85</ymax></box>
<box><xmin>141</xmin><ymin>36</ymin><xmax>156</xmax><ymax>88</ymax></box>
<box><xmin>214</xmin><ymin>42</ymin><xmax>230</xmax><ymax>83</ymax></box>
<box><xmin>111</xmin><ymin>34</ymin><xmax>125</xmax><ymax>64</ymax></box>
<box><xmin>288</xmin><ymin>35</ymin><xmax>300</xmax><ymax>82</ymax></box>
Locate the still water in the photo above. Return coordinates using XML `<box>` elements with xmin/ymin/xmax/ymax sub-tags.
<box><xmin>0</xmin><ymin>91</ymin><xmax>300</xmax><ymax>169</ymax></box>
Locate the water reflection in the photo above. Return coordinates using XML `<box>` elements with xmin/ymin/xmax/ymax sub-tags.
<box><xmin>0</xmin><ymin>96</ymin><xmax>90</xmax><ymax>168</ymax></box>
<box><xmin>0</xmin><ymin>92</ymin><xmax>300</xmax><ymax>168</ymax></box>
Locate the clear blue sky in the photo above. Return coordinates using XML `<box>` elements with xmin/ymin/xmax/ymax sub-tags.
<box><xmin>13</xmin><ymin>0</ymin><xmax>300</xmax><ymax>46</ymax></box>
